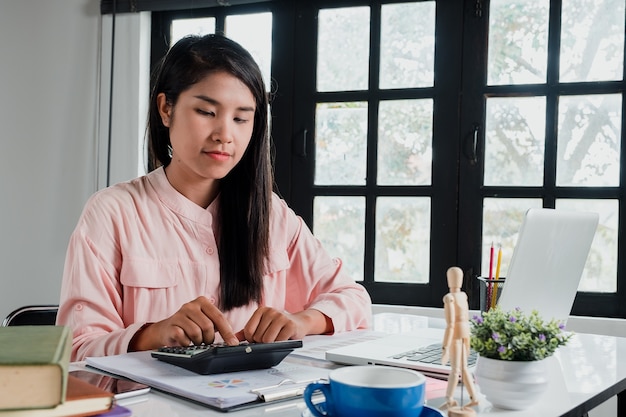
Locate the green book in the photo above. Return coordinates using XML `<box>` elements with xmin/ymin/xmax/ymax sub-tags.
<box><xmin>0</xmin><ymin>326</ymin><xmax>72</xmax><ymax>411</ymax></box>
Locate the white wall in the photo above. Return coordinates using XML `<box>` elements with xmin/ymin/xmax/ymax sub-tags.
<box><xmin>0</xmin><ymin>0</ymin><xmax>148</xmax><ymax>320</ymax></box>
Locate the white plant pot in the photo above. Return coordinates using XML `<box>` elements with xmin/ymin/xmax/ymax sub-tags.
<box><xmin>474</xmin><ymin>355</ymin><xmax>549</xmax><ymax>410</ymax></box>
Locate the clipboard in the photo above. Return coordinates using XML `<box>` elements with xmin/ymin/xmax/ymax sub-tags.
<box><xmin>85</xmin><ymin>351</ymin><xmax>330</xmax><ymax>412</ymax></box>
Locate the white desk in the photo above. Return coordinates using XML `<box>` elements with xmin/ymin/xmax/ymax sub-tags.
<box><xmin>83</xmin><ymin>311</ymin><xmax>626</xmax><ymax>417</ymax></box>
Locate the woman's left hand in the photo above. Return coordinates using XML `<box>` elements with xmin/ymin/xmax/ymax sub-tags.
<box><xmin>238</xmin><ymin>307</ymin><xmax>332</xmax><ymax>343</ymax></box>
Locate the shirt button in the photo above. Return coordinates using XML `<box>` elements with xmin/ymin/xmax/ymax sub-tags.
<box><xmin>209</xmin><ymin>297</ymin><xmax>216</xmax><ymax>304</ymax></box>
<box><xmin>75</xmin><ymin>304</ymin><xmax>84</xmax><ymax>311</ymax></box>
<box><xmin>206</xmin><ymin>247</ymin><xmax>214</xmax><ymax>255</ymax></box>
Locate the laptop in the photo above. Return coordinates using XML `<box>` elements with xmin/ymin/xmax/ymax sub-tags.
<box><xmin>325</xmin><ymin>208</ymin><xmax>599</xmax><ymax>377</ymax></box>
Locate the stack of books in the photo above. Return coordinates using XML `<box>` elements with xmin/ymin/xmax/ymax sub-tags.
<box><xmin>0</xmin><ymin>325</ymin><xmax>124</xmax><ymax>417</ymax></box>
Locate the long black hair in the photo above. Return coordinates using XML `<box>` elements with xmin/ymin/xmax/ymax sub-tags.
<box><xmin>147</xmin><ymin>34</ymin><xmax>272</xmax><ymax>310</ymax></box>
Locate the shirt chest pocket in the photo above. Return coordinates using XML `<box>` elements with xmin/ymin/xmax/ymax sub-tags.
<box><xmin>265</xmin><ymin>251</ymin><xmax>290</xmax><ymax>277</ymax></box>
<box><xmin>120</xmin><ymin>259</ymin><xmax>184</xmax><ymax>288</ymax></box>
<box><xmin>120</xmin><ymin>258</ymin><xmax>213</xmax><ymax>296</ymax></box>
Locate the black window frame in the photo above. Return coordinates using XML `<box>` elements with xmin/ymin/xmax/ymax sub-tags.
<box><xmin>146</xmin><ymin>0</ymin><xmax>626</xmax><ymax>318</ymax></box>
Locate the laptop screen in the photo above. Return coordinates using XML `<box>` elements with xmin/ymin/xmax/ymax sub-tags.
<box><xmin>496</xmin><ymin>208</ymin><xmax>599</xmax><ymax>325</ymax></box>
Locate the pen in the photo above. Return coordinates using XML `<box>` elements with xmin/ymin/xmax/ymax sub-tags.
<box><xmin>495</xmin><ymin>244</ymin><xmax>502</xmax><ymax>280</ymax></box>
<box><xmin>487</xmin><ymin>242</ymin><xmax>494</xmax><ymax>309</ymax></box>
<box><xmin>489</xmin><ymin>242</ymin><xmax>494</xmax><ymax>280</ymax></box>
<box><xmin>251</xmin><ymin>378</ymin><xmax>322</xmax><ymax>402</ymax></box>
<box><xmin>491</xmin><ymin>244</ymin><xmax>502</xmax><ymax>308</ymax></box>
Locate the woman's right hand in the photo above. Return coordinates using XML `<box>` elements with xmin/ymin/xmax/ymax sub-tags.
<box><xmin>128</xmin><ymin>296</ymin><xmax>239</xmax><ymax>351</ymax></box>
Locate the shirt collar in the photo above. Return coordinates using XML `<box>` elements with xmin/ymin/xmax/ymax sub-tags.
<box><xmin>146</xmin><ymin>166</ymin><xmax>217</xmax><ymax>225</ymax></box>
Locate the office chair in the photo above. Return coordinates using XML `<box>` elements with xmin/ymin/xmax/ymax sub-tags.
<box><xmin>2</xmin><ymin>304</ymin><xmax>59</xmax><ymax>326</ymax></box>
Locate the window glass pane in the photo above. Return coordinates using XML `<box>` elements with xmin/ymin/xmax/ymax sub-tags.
<box><xmin>375</xmin><ymin>197</ymin><xmax>430</xmax><ymax>283</ymax></box>
<box><xmin>171</xmin><ymin>18</ymin><xmax>215</xmax><ymax>44</ymax></box>
<box><xmin>226</xmin><ymin>13</ymin><xmax>273</xmax><ymax>89</ymax></box>
<box><xmin>482</xmin><ymin>198</ymin><xmax>542</xmax><ymax>277</ymax></box>
<box><xmin>379</xmin><ymin>2</ymin><xmax>435</xmax><ymax>89</ymax></box>
<box><xmin>557</xmin><ymin>94</ymin><xmax>621</xmax><ymax>186</ymax></box>
<box><xmin>484</xmin><ymin>97</ymin><xmax>546</xmax><ymax>186</ymax></box>
<box><xmin>560</xmin><ymin>0</ymin><xmax>625</xmax><ymax>82</ymax></box>
<box><xmin>556</xmin><ymin>199</ymin><xmax>617</xmax><ymax>293</ymax></box>
<box><xmin>317</xmin><ymin>7</ymin><xmax>370</xmax><ymax>92</ymax></box>
<box><xmin>315</xmin><ymin>102</ymin><xmax>368</xmax><ymax>185</ymax></box>
<box><xmin>314</xmin><ymin>197</ymin><xmax>365</xmax><ymax>281</ymax></box>
<box><xmin>487</xmin><ymin>0</ymin><xmax>549</xmax><ymax>85</ymax></box>
<box><xmin>378</xmin><ymin>99</ymin><xmax>432</xmax><ymax>185</ymax></box>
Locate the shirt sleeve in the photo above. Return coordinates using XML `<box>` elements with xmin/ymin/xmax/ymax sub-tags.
<box><xmin>269</xmin><ymin>196</ymin><xmax>373</xmax><ymax>332</ymax></box>
<box><xmin>56</xmin><ymin>192</ymin><xmax>144</xmax><ymax>361</ymax></box>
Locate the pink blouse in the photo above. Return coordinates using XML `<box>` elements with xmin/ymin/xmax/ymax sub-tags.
<box><xmin>57</xmin><ymin>167</ymin><xmax>372</xmax><ymax>361</ymax></box>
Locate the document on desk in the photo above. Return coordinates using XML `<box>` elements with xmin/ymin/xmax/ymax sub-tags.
<box><xmin>86</xmin><ymin>351</ymin><xmax>328</xmax><ymax>412</ymax></box>
<box><xmin>291</xmin><ymin>330</ymin><xmax>386</xmax><ymax>361</ymax></box>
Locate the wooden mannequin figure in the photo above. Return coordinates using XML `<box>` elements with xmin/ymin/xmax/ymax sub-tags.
<box><xmin>441</xmin><ymin>266</ymin><xmax>478</xmax><ymax>417</ymax></box>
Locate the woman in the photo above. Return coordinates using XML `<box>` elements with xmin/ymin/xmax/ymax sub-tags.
<box><xmin>57</xmin><ymin>34</ymin><xmax>371</xmax><ymax>361</ymax></box>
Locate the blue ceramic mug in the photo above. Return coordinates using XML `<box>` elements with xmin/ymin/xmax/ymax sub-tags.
<box><xmin>303</xmin><ymin>365</ymin><xmax>426</xmax><ymax>417</ymax></box>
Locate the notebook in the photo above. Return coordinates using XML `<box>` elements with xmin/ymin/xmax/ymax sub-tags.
<box><xmin>326</xmin><ymin>208</ymin><xmax>599</xmax><ymax>377</ymax></box>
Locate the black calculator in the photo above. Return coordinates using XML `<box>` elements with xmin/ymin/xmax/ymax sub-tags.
<box><xmin>151</xmin><ymin>340</ymin><xmax>303</xmax><ymax>375</ymax></box>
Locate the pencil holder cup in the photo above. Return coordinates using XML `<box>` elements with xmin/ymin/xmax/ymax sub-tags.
<box><xmin>477</xmin><ymin>276</ymin><xmax>506</xmax><ymax>312</ymax></box>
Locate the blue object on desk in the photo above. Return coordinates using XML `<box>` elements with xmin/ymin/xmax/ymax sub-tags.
<box><xmin>94</xmin><ymin>404</ymin><xmax>132</xmax><ymax>417</ymax></box>
<box><xmin>301</xmin><ymin>404</ymin><xmax>445</xmax><ymax>417</ymax></box>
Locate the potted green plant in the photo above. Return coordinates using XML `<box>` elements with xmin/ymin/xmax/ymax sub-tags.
<box><xmin>470</xmin><ymin>307</ymin><xmax>573</xmax><ymax>410</ymax></box>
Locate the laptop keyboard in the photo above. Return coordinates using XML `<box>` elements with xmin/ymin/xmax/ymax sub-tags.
<box><xmin>390</xmin><ymin>343</ymin><xmax>478</xmax><ymax>367</ymax></box>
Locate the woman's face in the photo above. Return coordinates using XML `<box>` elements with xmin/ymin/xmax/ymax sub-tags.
<box><xmin>158</xmin><ymin>70</ymin><xmax>256</xmax><ymax>189</ymax></box>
